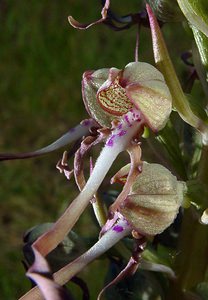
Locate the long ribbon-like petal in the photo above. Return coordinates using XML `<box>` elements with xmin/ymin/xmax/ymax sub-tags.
<box><xmin>26</xmin><ymin>247</ymin><xmax>72</xmax><ymax>300</ymax></box>
<box><xmin>20</xmin><ymin>216</ymin><xmax>132</xmax><ymax>300</ymax></box>
<box><xmin>0</xmin><ymin>119</ymin><xmax>97</xmax><ymax>161</ymax></box>
<box><xmin>32</xmin><ymin>110</ymin><xmax>144</xmax><ymax>257</ymax></box>
<box><xmin>68</xmin><ymin>0</ymin><xmax>110</xmax><ymax>30</ymax></box>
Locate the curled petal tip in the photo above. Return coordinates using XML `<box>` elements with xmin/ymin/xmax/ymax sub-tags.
<box><xmin>68</xmin><ymin>0</ymin><xmax>110</xmax><ymax>30</ymax></box>
<box><xmin>68</xmin><ymin>15</ymin><xmax>95</xmax><ymax>30</ymax></box>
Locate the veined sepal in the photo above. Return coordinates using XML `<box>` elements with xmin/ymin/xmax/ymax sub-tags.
<box><xmin>110</xmin><ymin>162</ymin><xmax>186</xmax><ymax>236</ymax></box>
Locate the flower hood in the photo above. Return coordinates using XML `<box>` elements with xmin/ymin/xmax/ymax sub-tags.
<box><xmin>82</xmin><ymin>62</ymin><xmax>172</xmax><ymax>131</ymax></box>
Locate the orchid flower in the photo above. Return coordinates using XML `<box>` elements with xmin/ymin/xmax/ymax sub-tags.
<box><xmin>20</xmin><ymin>162</ymin><xmax>185</xmax><ymax>300</ymax></box>
<box><xmin>29</xmin><ymin>60</ymin><xmax>172</xmax><ymax>258</ymax></box>
<box><xmin>3</xmin><ymin>59</ymin><xmax>173</xmax><ymax>299</ymax></box>
<box><xmin>0</xmin><ymin>54</ymin><xmax>174</xmax><ymax>298</ymax></box>
<box><xmin>1</xmin><ymin>60</ymin><xmax>172</xmax><ymax>258</ymax></box>
<box><xmin>2</xmin><ymin>3</ymin><xmax>202</xmax><ymax>299</ymax></box>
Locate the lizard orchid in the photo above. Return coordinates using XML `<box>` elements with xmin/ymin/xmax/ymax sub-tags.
<box><xmin>21</xmin><ymin>162</ymin><xmax>185</xmax><ymax>300</ymax></box>
<box><xmin>3</xmin><ymin>2</ymin><xmax>204</xmax><ymax>299</ymax></box>
<box><xmin>16</xmin><ymin>61</ymin><xmax>173</xmax><ymax>300</ymax></box>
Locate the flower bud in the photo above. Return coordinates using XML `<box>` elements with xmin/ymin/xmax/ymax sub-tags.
<box><xmin>82</xmin><ymin>62</ymin><xmax>172</xmax><ymax>131</ymax></box>
<box><xmin>115</xmin><ymin>162</ymin><xmax>186</xmax><ymax>236</ymax></box>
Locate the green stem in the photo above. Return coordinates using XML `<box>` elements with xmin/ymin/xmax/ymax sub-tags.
<box><xmin>146</xmin><ymin>4</ymin><xmax>208</xmax><ymax>141</ymax></box>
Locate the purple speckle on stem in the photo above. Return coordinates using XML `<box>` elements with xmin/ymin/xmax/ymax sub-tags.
<box><xmin>135</xmin><ymin>113</ymin><xmax>141</xmax><ymax>121</ymax></box>
<box><xmin>118</xmin><ymin>130</ymin><xmax>127</xmax><ymax>137</ymax></box>
<box><xmin>124</xmin><ymin>115</ymin><xmax>132</xmax><ymax>127</ymax></box>
<box><xmin>124</xmin><ymin>115</ymin><xmax>129</xmax><ymax>123</ymax></box>
<box><xmin>113</xmin><ymin>225</ymin><xmax>124</xmax><ymax>232</ymax></box>
<box><xmin>82</xmin><ymin>120</ymin><xmax>91</xmax><ymax>126</ymax></box>
<box><xmin>106</xmin><ymin>134</ymin><xmax>116</xmax><ymax>147</ymax></box>
<box><xmin>134</xmin><ymin>112</ymin><xmax>141</xmax><ymax>122</ymax></box>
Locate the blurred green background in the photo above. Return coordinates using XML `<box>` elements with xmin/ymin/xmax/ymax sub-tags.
<box><xmin>0</xmin><ymin>1</ymin><xmax>195</xmax><ymax>299</ymax></box>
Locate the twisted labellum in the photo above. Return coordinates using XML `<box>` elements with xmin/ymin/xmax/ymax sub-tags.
<box><xmin>21</xmin><ymin>163</ymin><xmax>185</xmax><ymax>300</ymax></box>
<box><xmin>2</xmin><ymin>60</ymin><xmax>173</xmax><ymax>300</ymax></box>
<box><xmin>0</xmin><ymin>59</ymin><xmax>173</xmax><ymax>300</ymax></box>
<box><xmin>30</xmin><ymin>61</ymin><xmax>172</xmax><ymax>258</ymax></box>
<box><xmin>1</xmin><ymin>26</ymin><xmax>174</xmax><ymax>300</ymax></box>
